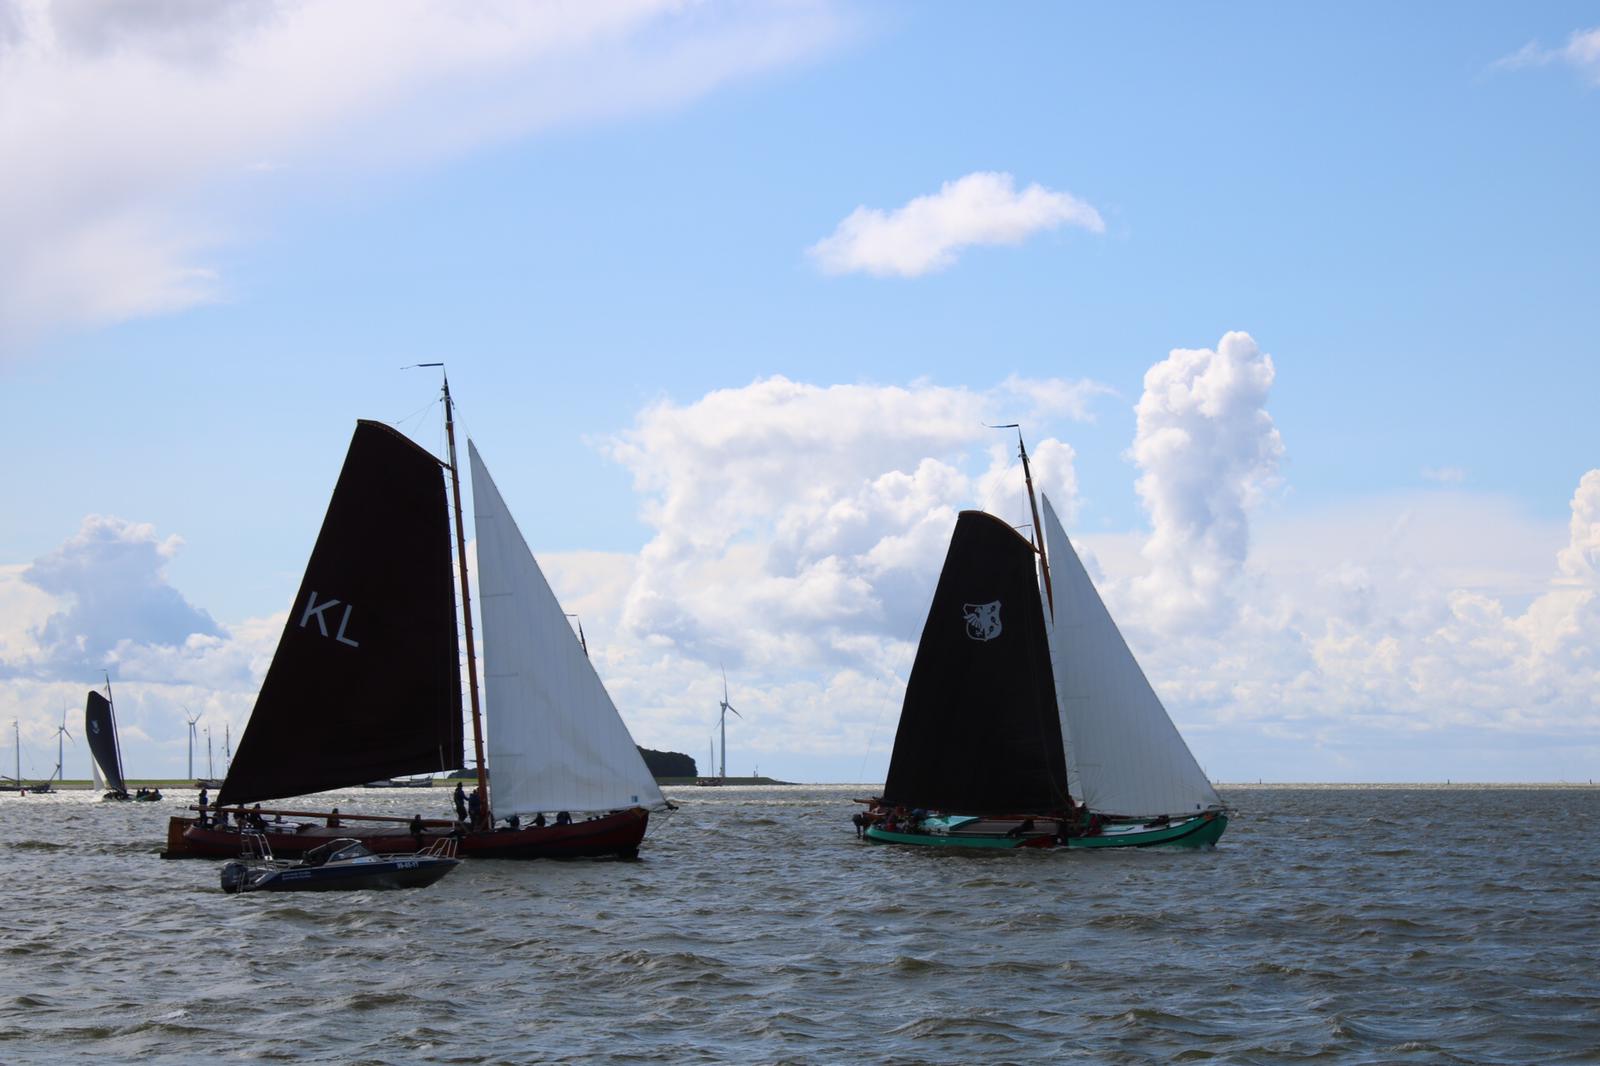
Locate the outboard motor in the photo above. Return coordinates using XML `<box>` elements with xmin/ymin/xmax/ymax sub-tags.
<box><xmin>219</xmin><ymin>861</ymin><xmax>253</xmax><ymax>894</ymax></box>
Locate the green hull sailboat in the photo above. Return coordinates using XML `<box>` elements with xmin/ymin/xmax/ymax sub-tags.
<box><xmin>858</xmin><ymin>433</ymin><xmax>1228</xmax><ymax>852</ymax></box>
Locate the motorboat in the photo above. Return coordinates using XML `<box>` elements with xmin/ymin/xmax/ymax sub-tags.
<box><xmin>220</xmin><ymin>833</ymin><xmax>460</xmax><ymax>894</ymax></box>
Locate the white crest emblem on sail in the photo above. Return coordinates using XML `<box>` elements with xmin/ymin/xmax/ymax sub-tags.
<box><xmin>469</xmin><ymin>441</ymin><xmax>666</xmax><ymax>817</ymax></box>
<box><xmin>1040</xmin><ymin>494</ymin><xmax>1221</xmax><ymax>818</ymax></box>
<box><xmin>962</xmin><ymin>601</ymin><xmax>1003</xmax><ymax>641</ymax></box>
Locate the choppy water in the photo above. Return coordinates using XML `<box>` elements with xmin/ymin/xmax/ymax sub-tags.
<box><xmin>2</xmin><ymin>785</ymin><xmax>1598</xmax><ymax>1064</ymax></box>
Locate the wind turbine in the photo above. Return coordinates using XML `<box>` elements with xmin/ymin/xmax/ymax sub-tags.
<box><xmin>717</xmin><ymin>666</ymin><xmax>742</xmax><ymax>782</ymax></box>
<box><xmin>185</xmin><ymin>710</ymin><xmax>200</xmax><ymax>780</ymax></box>
<box><xmin>50</xmin><ymin>706</ymin><xmax>73</xmax><ymax>784</ymax></box>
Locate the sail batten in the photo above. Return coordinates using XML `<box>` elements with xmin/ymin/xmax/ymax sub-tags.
<box><xmin>219</xmin><ymin>421</ymin><xmax>465</xmax><ymax>807</ymax></box>
<box><xmin>1040</xmin><ymin>494</ymin><xmax>1220</xmax><ymax>817</ymax></box>
<box><xmin>469</xmin><ymin>441</ymin><xmax>665</xmax><ymax>816</ymax></box>
<box><xmin>882</xmin><ymin>510</ymin><xmax>1071</xmax><ymax>815</ymax></box>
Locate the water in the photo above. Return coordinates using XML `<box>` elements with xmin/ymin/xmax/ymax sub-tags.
<box><xmin>2</xmin><ymin>785</ymin><xmax>1597</xmax><ymax>1064</ymax></box>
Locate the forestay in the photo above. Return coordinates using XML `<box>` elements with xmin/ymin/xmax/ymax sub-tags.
<box><xmin>1041</xmin><ymin>495</ymin><xmax>1221</xmax><ymax>817</ymax></box>
<box><xmin>469</xmin><ymin>442</ymin><xmax>665</xmax><ymax>816</ymax></box>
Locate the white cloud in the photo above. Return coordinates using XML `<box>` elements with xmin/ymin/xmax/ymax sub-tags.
<box><xmin>0</xmin><ymin>0</ymin><xmax>853</xmax><ymax>348</ymax></box>
<box><xmin>807</xmin><ymin>171</ymin><xmax>1104</xmax><ymax>278</ymax></box>
<box><xmin>18</xmin><ymin>514</ymin><xmax>221</xmax><ymax>677</ymax></box>
<box><xmin>602</xmin><ymin>375</ymin><xmax>1095</xmax><ymax>678</ymax></box>
<box><xmin>1421</xmin><ymin>466</ymin><xmax>1466</xmax><ymax>484</ymax></box>
<box><xmin>1493</xmin><ymin>26</ymin><xmax>1600</xmax><ymax>83</ymax></box>
<box><xmin>0</xmin><ymin>514</ymin><xmax>280</xmax><ymax>779</ymax></box>
<box><xmin>1557</xmin><ymin>470</ymin><xmax>1600</xmax><ymax>581</ymax></box>
<box><xmin>1129</xmin><ymin>331</ymin><xmax>1284</xmax><ymax>630</ymax></box>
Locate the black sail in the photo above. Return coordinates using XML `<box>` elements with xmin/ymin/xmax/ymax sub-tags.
<box><xmin>882</xmin><ymin>510</ymin><xmax>1071</xmax><ymax>815</ymax></box>
<box><xmin>84</xmin><ymin>691</ymin><xmax>125</xmax><ymax>793</ymax></box>
<box><xmin>219</xmin><ymin>421</ymin><xmax>464</xmax><ymax>806</ymax></box>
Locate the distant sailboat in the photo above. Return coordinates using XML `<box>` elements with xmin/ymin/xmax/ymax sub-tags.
<box><xmin>860</xmin><ymin>433</ymin><xmax>1226</xmax><ymax>849</ymax></box>
<box><xmin>164</xmin><ymin>378</ymin><xmax>664</xmax><ymax>859</ymax></box>
<box><xmin>86</xmin><ymin>681</ymin><xmax>130</xmax><ymax>800</ymax></box>
<box><xmin>87</xmin><ymin>679</ymin><xmax>161</xmax><ymax>801</ymax></box>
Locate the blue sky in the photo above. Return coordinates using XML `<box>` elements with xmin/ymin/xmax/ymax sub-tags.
<box><xmin>2</xmin><ymin>2</ymin><xmax>1597</xmax><ymax>785</ymax></box>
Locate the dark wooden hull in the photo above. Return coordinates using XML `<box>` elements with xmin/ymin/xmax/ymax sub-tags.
<box><xmin>162</xmin><ymin>807</ymin><xmax>650</xmax><ymax>860</ymax></box>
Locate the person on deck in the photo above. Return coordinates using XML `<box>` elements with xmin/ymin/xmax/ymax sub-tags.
<box><xmin>327</xmin><ymin>808</ymin><xmax>341</xmax><ymax>828</ymax></box>
<box><xmin>555</xmin><ymin>811</ymin><xmax>571</xmax><ymax>826</ymax></box>
<box><xmin>467</xmin><ymin>788</ymin><xmax>482</xmax><ymax>829</ymax></box>
<box><xmin>198</xmin><ymin>785</ymin><xmax>209</xmax><ymax>812</ymax></box>
<box><xmin>409</xmin><ymin>813</ymin><xmax>425</xmax><ymax>849</ymax></box>
<box><xmin>533</xmin><ymin>812</ymin><xmax>546</xmax><ymax>827</ymax></box>
<box><xmin>248</xmin><ymin>804</ymin><xmax>266</xmax><ymax>831</ymax></box>
<box><xmin>453</xmin><ymin>781</ymin><xmax>467</xmax><ymax>821</ymax></box>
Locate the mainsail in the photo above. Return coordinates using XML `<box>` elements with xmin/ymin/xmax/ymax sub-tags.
<box><xmin>882</xmin><ymin>510</ymin><xmax>1072</xmax><ymax>815</ymax></box>
<box><xmin>220</xmin><ymin>421</ymin><xmax>465</xmax><ymax>806</ymax></box>
<box><xmin>84</xmin><ymin>690</ymin><xmax>125</xmax><ymax>794</ymax></box>
<box><xmin>1040</xmin><ymin>494</ymin><xmax>1221</xmax><ymax>817</ymax></box>
<box><xmin>469</xmin><ymin>441</ymin><xmax>665</xmax><ymax>816</ymax></box>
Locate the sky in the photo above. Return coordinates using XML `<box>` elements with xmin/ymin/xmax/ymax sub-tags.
<box><xmin>2</xmin><ymin>1</ymin><xmax>1597</xmax><ymax>785</ymax></box>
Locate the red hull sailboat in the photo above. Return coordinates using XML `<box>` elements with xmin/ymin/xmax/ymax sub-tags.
<box><xmin>161</xmin><ymin>376</ymin><xmax>667</xmax><ymax>860</ymax></box>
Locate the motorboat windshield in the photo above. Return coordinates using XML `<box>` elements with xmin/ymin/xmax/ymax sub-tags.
<box><xmin>302</xmin><ymin>839</ymin><xmax>374</xmax><ymax>867</ymax></box>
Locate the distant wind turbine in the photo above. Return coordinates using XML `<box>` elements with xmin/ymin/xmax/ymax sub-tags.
<box><xmin>49</xmin><ymin>706</ymin><xmax>73</xmax><ymax>784</ymax></box>
<box><xmin>185</xmin><ymin>710</ymin><xmax>200</xmax><ymax>780</ymax></box>
<box><xmin>717</xmin><ymin>666</ymin><xmax>743</xmax><ymax>782</ymax></box>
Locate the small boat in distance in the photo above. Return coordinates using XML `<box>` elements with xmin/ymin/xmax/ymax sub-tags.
<box><xmin>858</xmin><ymin>432</ymin><xmax>1227</xmax><ymax>850</ymax></box>
<box><xmin>221</xmin><ymin>833</ymin><xmax>459</xmax><ymax>894</ymax></box>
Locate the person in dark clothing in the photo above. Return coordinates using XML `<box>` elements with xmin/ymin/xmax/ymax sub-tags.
<box><xmin>555</xmin><ymin>811</ymin><xmax>571</xmax><ymax>826</ymax></box>
<box><xmin>453</xmin><ymin>781</ymin><xmax>467</xmax><ymax>821</ymax></box>
<box><xmin>533</xmin><ymin>812</ymin><xmax>546</xmax><ymax>827</ymax></box>
<box><xmin>198</xmin><ymin>785</ymin><xmax>209</xmax><ymax>811</ymax></box>
<box><xmin>467</xmin><ymin>788</ymin><xmax>482</xmax><ymax>829</ymax></box>
<box><xmin>248</xmin><ymin>804</ymin><xmax>267</xmax><ymax>831</ymax></box>
<box><xmin>409</xmin><ymin>813</ymin><xmax>425</xmax><ymax>849</ymax></box>
<box><xmin>327</xmin><ymin>807</ymin><xmax>341</xmax><ymax>828</ymax></box>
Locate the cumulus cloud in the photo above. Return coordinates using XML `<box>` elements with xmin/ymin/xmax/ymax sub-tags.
<box><xmin>1557</xmin><ymin>470</ymin><xmax>1600</xmax><ymax>581</ymax></box>
<box><xmin>601</xmin><ymin>375</ymin><xmax>1095</xmax><ymax>679</ymax></box>
<box><xmin>0</xmin><ymin>0</ymin><xmax>853</xmax><ymax>347</ymax></box>
<box><xmin>1493</xmin><ymin>26</ymin><xmax>1600</xmax><ymax>83</ymax></box>
<box><xmin>19</xmin><ymin>514</ymin><xmax>221</xmax><ymax>677</ymax></box>
<box><xmin>1129</xmin><ymin>331</ymin><xmax>1284</xmax><ymax>629</ymax></box>
<box><xmin>807</xmin><ymin>171</ymin><xmax>1104</xmax><ymax>278</ymax></box>
<box><xmin>0</xmin><ymin>514</ymin><xmax>280</xmax><ymax>778</ymax></box>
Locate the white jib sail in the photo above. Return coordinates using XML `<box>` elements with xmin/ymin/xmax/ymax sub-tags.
<box><xmin>1041</xmin><ymin>494</ymin><xmax>1221</xmax><ymax>817</ymax></box>
<box><xmin>469</xmin><ymin>441</ymin><xmax>666</xmax><ymax>816</ymax></box>
<box><xmin>91</xmin><ymin>752</ymin><xmax>104</xmax><ymax>792</ymax></box>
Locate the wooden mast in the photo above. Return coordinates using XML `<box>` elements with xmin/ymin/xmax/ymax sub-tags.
<box><xmin>439</xmin><ymin>372</ymin><xmax>490</xmax><ymax>826</ymax></box>
<box><xmin>1016</xmin><ymin>430</ymin><xmax>1053</xmax><ymax>617</ymax></box>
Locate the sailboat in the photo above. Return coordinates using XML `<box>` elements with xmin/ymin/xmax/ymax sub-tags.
<box><xmin>161</xmin><ymin>377</ymin><xmax>665</xmax><ymax>860</ymax></box>
<box><xmin>860</xmin><ymin>434</ymin><xmax>1227</xmax><ymax>850</ymax></box>
<box><xmin>87</xmin><ymin>680</ymin><xmax>131</xmax><ymax>801</ymax></box>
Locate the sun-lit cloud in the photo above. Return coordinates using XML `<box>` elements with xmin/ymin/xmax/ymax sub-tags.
<box><xmin>1129</xmin><ymin>331</ymin><xmax>1284</xmax><ymax>630</ymax></box>
<box><xmin>0</xmin><ymin>0</ymin><xmax>854</xmax><ymax>349</ymax></box>
<box><xmin>1492</xmin><ymin>26</ymin><xmax>1600</xmax><ymax>84</ymax></box>
<box><xmin>807</xmin><ymin>171</ymin><xmax>1105</xmax><ymax>278</ymax></box>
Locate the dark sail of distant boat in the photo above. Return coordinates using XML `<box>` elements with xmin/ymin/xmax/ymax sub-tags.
<box><xmin>882</xmin><ymin>509</ymin><xmax>1072</xmax><ymax>815</ymax></box>
<box><xmin>219</xmin><ymin>420</ymin><xmax>465</xmax><ymax>806</ymax></box>
<box><xmin>85</xmin><ymin>689</ymin><xmax>126</xmax><ymax>795</ymax></box>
